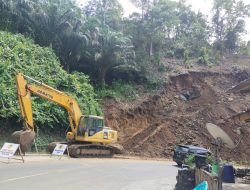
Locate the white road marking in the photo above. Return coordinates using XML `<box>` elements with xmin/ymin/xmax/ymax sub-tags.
<box><xmin>0</xmin><ymin>172</ymin><xmax>49</xmax><ymax>184</ymax></box>
<box><xmin>0</xmin><ymin>167</ymin><xmax>83</xmax><ymax>184</ymax></box>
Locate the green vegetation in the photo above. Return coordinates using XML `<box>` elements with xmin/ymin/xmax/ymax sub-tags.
<box><xmin>96</xmin><ymin>81</ymin><xmax>139</xmax><ymax>101</ymax></box>
<box><xmin>0</xmin><ymin>0</ymin><xmax>249</xmax><ymax>87</ymax></box>
<box><xmin>198</xmin><ymin>47</ymin><xmax>210</xmax><ymax>65</ymax></box>
<box><xmin>183</xmin><ymin>154</ymin><xmax>213</xmax><ymax>168</ymax></box>
<box><xmin>0</xmin><ymin>31</ymin><xmax>101</xmax><ymax>130</ymax></box>
<box><xmin>0</xmin><ymin>0</ymin><xmax>249</xmax><ymax>132</ymax></box>
<box><xmin>184</xmin><ymin>154</ymin><xmax>195</xmax><ymax>168</ymax></box>
<box><xmin>33</xmin><ymin>128</ymin><xmax>65</xmax><ymax>152</ymax></box>
<box><xmin>212</xmin><ymin>0</ymin><xmax>250</xmax><ymax>53</ymax></box>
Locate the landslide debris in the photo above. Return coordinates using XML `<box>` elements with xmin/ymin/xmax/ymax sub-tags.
<box><xmin>103</xmin><ymin>71</ymin><xmax>250</xmax><ymax>162</ymax></box>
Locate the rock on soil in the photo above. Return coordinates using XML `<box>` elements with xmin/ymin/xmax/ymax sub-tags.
<box><xmin>103</xmin><ymin>71</ymin><xmax>250</xmax><ymax>162</ymax></box>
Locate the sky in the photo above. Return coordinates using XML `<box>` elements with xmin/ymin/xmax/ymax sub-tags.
<box><xmin>77</xmin><ymin>0</ymin><xmax>250</xmax><ymax>41</ymax></box>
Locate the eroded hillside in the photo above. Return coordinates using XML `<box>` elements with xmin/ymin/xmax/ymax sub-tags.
<box><xmin>104</xmin><ymin>71</ymin><xmax>250</xmax><ymax>162</ymax></box>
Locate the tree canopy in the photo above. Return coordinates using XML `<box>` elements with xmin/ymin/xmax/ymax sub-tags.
<box><xmin>212</xmin><ymin>0</ymin><xmax>250</xmax><ymax>53</ymax></box>
<box><xmin>0</xmin><ymin>0</ymin><xmax>249</xmax><ymax>86</ymax></box>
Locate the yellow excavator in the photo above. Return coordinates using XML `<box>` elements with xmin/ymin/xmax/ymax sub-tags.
<box><xmin>11</xmin><ymin>73</ymin><xmax>121</xmax><ymax>157</ymax></box>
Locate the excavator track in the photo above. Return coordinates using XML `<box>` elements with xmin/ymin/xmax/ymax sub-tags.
<box><xmin>68</xmin><ymin>144</ymin><xmax>115</xmax><ymax>158</ymax></box>
<box><xmin>48</xmin><ymin>142</ymin><xmax>123</xmax><ymax>158</ymax></box>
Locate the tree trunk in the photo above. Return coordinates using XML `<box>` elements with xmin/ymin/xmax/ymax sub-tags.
<box><xmin>149</xmin><ymin>38</ymin><xmax>153</xmax><ymax>57</ymax></box>
<box><xmin>65</xmin><ymin>63</ymin><xmax>70</xmax><ymax>73</ymax></box>
<box><xmin>98</xmin><ymin>68</ymin><xmax>107</xmax><ymax>87</ymax></box>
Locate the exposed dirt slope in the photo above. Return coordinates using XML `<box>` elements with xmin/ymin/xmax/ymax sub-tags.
<box><xmin>103</xmin><ymin>71</ymin><xmax>250</xmax><ymax>162</ymax></box>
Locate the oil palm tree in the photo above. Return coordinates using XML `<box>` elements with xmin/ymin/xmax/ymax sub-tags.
<box><xmin>85</xmin><ymin>26</ymin><xmax>135</xmax><ymax>86</ymax></box>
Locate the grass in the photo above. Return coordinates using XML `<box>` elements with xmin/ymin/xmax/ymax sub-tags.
<box><xmin>96</xmin><ymin>80</ymin><xmax>139</xmax><ymax>101</ymax></box>
<box><xmin>30</xmin><ymin>129</ymin><xmax>65</xmax><ymax>153</ymax></box>
<box><xmin>96</xmin><ymin>78</ymin><xmax>167</xmax><ymax>102</ymax></box>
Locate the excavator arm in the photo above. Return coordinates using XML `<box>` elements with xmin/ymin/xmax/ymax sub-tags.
<box><xmin>16</xmin><ymin>73</ymin><xmax>82</xmax><ymax>133</ymax></box>
<box><xmin>12</xmin><ymin>73</ymin><xmax>84</xmax><ymax>152</ymax></box>
<box><xmin>16</xmin><ymin>73</ymin><xmax>34</xmax><ymax>130</ymax></box>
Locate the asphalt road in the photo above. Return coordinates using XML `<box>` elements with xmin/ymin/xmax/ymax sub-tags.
<box><xmin>0</xmin><ymin>156</ymin><xmax>178</xmax><ymax>190</ymax></box>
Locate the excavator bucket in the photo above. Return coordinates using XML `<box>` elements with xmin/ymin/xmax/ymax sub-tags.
<box><xmin>11</xmin><ymin>130</ymin><xmax>35</xmax><ymax>154</ymax></box>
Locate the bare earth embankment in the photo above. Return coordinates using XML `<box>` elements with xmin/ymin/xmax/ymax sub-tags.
<box><xmin>104</xmin><ymin>57</ymin><xmax>250</xmax><ymax>162</ymax></box>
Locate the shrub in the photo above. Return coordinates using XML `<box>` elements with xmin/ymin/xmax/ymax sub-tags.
<box><xmin>96</xmin><ymin>80</ymin><xmax>138</xmax><ymax>101</ymax></box>
<box><xmin>198</xmin><ymin>47</ymin><xmax>210</xmax><ymax>65</ymax></box>
<box><xmin>0</xmin><ymin>31</ymin><xmax>101</xmax><ymax>130</ymax></box>
<box><xmin>184</xmin><ymin>154</ymin><xmax>195</xmax><ymax>168</ymax></box>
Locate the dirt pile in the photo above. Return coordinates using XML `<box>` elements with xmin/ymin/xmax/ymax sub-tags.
<box><xmin>103</xmin><ymin>71</ymin><xmax>250</xmax><ymax>162</ymax></box>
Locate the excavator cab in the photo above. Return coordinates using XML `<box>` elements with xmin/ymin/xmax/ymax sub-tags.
<box><xmin>77</xmin><ymin>115</ymin><xmax>105</xmax><ymax>137</ymax></box>
<box><xmin>74</xmin><ymin>115</ymin><xmax>117</xmax><ymax>143</ymax></box>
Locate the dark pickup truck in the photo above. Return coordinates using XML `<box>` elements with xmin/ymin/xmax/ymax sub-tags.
<box><xmin>173</xmin><ymin>144</ymin><xmax>211</xmax><ymax>167</ymax></box>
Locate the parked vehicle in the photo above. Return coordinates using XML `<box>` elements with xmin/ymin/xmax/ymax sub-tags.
<box><xmin>173</xmin><ymin>144</ymin><xmax>211</xmax><ymax>167</ymax></box>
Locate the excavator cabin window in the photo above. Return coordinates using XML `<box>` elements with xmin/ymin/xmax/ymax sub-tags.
<box><xmin>77</xmin><ymin>116</ymin><xmax>104</xmax><ymax>136</ymax></box>
<box><xmin>85</xmin><ymin>117</ymin><xmax>104</xmax><ymax>129</ymax></box>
